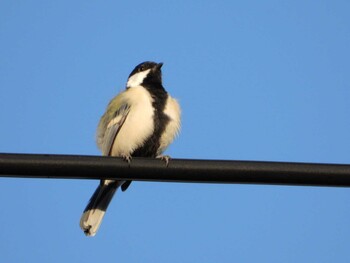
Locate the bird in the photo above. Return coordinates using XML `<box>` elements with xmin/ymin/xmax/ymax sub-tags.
<box><xmin>80</xmin><ymin>61</ymin><xmax>181</xmax><ymax>236</ymax></box>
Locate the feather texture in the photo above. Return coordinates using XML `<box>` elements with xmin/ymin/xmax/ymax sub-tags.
<box><xmin>80</xmin><ymin>62</ymin><xmax>181</xmax><ymax>236</ymax></box>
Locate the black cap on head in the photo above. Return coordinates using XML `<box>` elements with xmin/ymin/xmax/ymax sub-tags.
<box><xmin>129</xmin><ymin>61</ymin><xmax>163</xmax><ymax>78</ymax></box>
<box><xmin>128</xmin><ymin>61</ymin><xmax>164</xmax><ymax>87</ymax></box>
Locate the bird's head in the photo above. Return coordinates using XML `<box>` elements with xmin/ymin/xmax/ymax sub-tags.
<box><xmin>126</xmin><ymin>61</ymin><xmax>163</xmax><ymax>89</ymax></box>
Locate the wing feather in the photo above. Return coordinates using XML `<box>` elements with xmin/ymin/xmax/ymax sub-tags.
<box><xmin>99</xmin><ymin>103</ymin><xmax>130</xmax><ymax>156</ymax></box>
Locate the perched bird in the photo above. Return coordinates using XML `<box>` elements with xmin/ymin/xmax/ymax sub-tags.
<box><xmin>80</xmin><ymin>61</ymin><xmax>181</xmax><ymax>236</ymax></box>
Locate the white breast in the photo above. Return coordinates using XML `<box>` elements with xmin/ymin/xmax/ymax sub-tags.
<box><xmin>158</xmin><ymin>95</ymin><xmax>181</xmax><ymax>155</ymax></box>
<box><xmin>110</xmin><ymin>86</ymin><xmax>155</xmax><ymax>156</ymax></box>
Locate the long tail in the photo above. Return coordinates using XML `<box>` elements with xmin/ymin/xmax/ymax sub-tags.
<box><xmin>80</xmin><ymin>180</ymin><xmax>122</xmax><ymax>236</ymax></box>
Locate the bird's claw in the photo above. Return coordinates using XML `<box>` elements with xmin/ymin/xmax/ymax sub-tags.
<box><xmin>121</xmin><ymin>154</ymin><xmax>132</xmax><ymax>164</ymax></box>
<box><xmin>157</xmin><ymin>155</ymin><xmax>171</xmax><ymax>167</ymax></box>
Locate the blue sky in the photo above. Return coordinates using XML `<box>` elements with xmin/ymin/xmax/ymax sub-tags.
<box><xmin>1</xmin><ymin>0</ymin><xmax>350</xmax><ymax>262</ymax></box>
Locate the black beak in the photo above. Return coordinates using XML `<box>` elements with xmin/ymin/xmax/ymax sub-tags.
<box><xmin>156</xmin><ymin>62</ymin><xmax>163</xmax><ymax>70</ymax></box>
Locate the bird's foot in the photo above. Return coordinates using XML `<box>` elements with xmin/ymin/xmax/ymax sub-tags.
<box><xmin>156</xmin><ymin>155</ymin><xmax>171</xmax><ymax>167</ymax></box>
<box><xmin>121</xmin><ymin>154</ymin><xmax>132</xmax><ymax>164</ymax></box>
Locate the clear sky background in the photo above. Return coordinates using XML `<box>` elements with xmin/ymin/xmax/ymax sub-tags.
<box><xmin>1</xmin><ymin>1</ymin><xmax>350</xmax><ymax>262</ymax></box>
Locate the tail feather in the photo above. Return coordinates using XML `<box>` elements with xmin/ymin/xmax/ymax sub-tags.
<box><xmin>80</xmin><ymin>180</ymin><xmax>122</xmax><ymax>236</ymax></box>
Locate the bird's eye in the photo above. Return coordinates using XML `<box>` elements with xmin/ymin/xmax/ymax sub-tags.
<box><xmin>139</xmin><ymin>66</ymin><xmax>144</xmax><ymax>72</ymax></box>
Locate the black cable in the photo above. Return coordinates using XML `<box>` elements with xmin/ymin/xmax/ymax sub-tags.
<box><xmin>0</xmin><ymin>153</ymin><xmax>350</xmax><ymax>187</ymax></box>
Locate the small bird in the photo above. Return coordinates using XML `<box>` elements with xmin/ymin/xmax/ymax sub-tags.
<box><xmin>80</xmin><ymin>61</ymin><xmax>181</xmax><ymax>236</ymax></box>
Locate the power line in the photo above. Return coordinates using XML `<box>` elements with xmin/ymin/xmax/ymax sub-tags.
<box><xmin>0</xmin><ymin>153</ymin><xmax>350</xmax><ymax>187</ymax></box>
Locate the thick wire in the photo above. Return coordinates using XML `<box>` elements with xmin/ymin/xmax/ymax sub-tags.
<box><xmin>1</xmin><ymin>153</ymin><xmax>350</xmax><ymax>187</ymax></box>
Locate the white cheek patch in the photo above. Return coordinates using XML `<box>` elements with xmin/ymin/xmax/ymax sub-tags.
<box><xmin>126</xmin><ymin>69</ymin><xmax>151</xmax><ymax>88</ymax></box>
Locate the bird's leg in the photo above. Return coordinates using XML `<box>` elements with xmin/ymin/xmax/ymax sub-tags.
<box><xmin>156</xmin><ymin>155</ymin><xmax>171</xmax><ymax>167</ymax></box>
<box><xmin>120</xmin><ymin>153</ymin><xmax>132</xmax><ymax>191</ymax></box>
